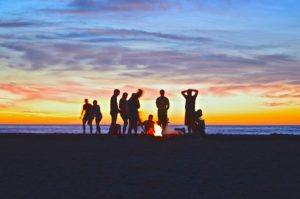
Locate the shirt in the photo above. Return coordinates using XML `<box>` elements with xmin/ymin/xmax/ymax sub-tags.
<box><xmin>156</xmin><ymin>96</ymin><xmax>170</xmax><ymax>110</ymax></box>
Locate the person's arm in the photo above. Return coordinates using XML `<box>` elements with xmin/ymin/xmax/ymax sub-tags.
<box><xmin>192</xmin><ymin>89</ymin><xmax>198</xmax><ymax>97</ymax></box>
<box><xmin>156</xmin><ymin>98</ymin><xmax>159</xmax><ymax>108</ymax></box>
<box><xmin>98</xmin><ymin>105</ymin><xmax>102</xmax><ymax>115</ymax></box>
<box><xmin>137</xmin><ymin>99</ymin><xmax>140</xmax><ymax>109</ymax></box>
<box><xmin>119</xmin><ymin>99</ymin><xmax>122</xmax><ymax>110</ymax></box>
<box><xmin>80</xmin><ymin>105</ymin><xmax>84</xmax><ymax>119</ymax></box>
<box><xmin>118</xmin><ymin>99</ymin><xmax>122</xmax><ymax>113</ymax></box>
<box><xmin>181</xmin><ymin>90</ymin><xmax>188</xmax><ymax>97</ymax></box>
<box><xmin>166</xmin><ymin>98</ymin><xmax>170</xmax><ymax>110</ymax></box>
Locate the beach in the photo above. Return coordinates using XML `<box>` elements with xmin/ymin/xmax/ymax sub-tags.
<box><xmin>1</xmin><ymin>134</ymin><xmax>300</xmax><ymax>199</ymax></box>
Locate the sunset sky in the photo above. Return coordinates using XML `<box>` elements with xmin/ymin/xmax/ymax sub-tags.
<box><xmin>0</xmin><ymin>0</ymin><xmax>300</xmax><ymax>125</ymax></box>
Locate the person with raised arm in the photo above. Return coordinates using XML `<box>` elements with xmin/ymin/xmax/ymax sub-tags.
<box><xmin>181</xmin><ymin>89</ymin><xmax>198</xmax><ymax>133</ymax></box>
<box><xmin>80</xmin><ymin>98</ymin><xmax>93</xmax><ymax>134</ymax></box>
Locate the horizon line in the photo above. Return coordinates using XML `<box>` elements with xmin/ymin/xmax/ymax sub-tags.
<box><xmin>0</xmin><ymin>123</ymin><xmax>299</xmax><ymax>126</ymax></box>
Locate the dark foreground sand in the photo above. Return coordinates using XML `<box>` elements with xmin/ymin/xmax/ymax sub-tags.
<box><xmin>1</xmin><ymin>134</ymin><xmax>300</xmax><ymax>199</ymax></box>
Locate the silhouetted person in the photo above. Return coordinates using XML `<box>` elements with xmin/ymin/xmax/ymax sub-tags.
<box><xmin>181</xmin><ymin>89</ymin><xmax>198</xmax><ymax>133</ymax></box>
<box><xmin>110</xmin><ymin>89</ymin><xmax>120</xmax><ymax>135</ymax></box>
<box><xmin>119</xmin><ymin>92</ymin><xmax>129</xmax><ymax>135</ymax></box>
<box><xmin>93</xmin><ymin>100</ymin><xmax>102</xmax><ymax>134</ymax></box>
<box><xmin>128</xmin><ymin>89</ymin><xmax>143</xmax><ymax>135</ymax></box>
<box><xmin>193</xmin><ymin>109</ymin><xmax>206</xmax><ymax>137</ymax></box>
<box><xmin>80</xmin><ymin>98</ymin><xmax>93</xmax><ymax>134</ymax></box>
<box><xmin>156</xmin><ymin>89</ymin><xmax>170</xmax><ymax>131</ymax></box>
<box><xmin>142</xmin><ymin>114</ymin><xmax>155</xmax><ymax>135</ymax></box>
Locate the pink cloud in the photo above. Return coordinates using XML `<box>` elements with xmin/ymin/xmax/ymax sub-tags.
<box><xmin>261</xmin><ymin>102</ymin><xmax>294</xmax><ymax>107</ymax></box>
<box><xmin>203</xmin><ymin>84</ymin><xmax>300</xmax><ymax>101</ymax></box>
<box><xmin>0</xmin><ymin>82</ymin><xmax>112</xmax><ymax>102</ymax></box>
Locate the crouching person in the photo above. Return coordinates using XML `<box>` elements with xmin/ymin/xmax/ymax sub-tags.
<box><xmin>142</xmin><ymin>114</ymin><xmax>155</xmax><ymax>135</ymax></box>
<box><xmin>193</xmin><ymin>109</ymin><xmax>206</xmax><ymax>137</ymax></box>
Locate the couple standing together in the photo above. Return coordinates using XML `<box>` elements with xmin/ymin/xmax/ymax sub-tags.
<box><xmin>80</xmin><ymin>99</ymin><xmax>102</xmax><ymax>134</ymax></box>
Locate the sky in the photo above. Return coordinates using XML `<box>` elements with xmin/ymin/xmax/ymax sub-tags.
<box><xmin>0</xmin><ymin>0</ymin><xmax>300</xmax><ymax>125</ymax></box>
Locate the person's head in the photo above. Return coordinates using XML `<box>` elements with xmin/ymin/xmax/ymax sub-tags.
<box><xmin>136</xmin><ymin>89</ymin><xmax>143</xmax><ymax>98</ymax></box>
<box><xmin>122</xmin><ymin>92</ymin><xmax>128</xmax><ymax>99</ymax></box>
<box><xmin>195</xmin><ymin>109</ymin><xmax>203</xmax><ymax>118</ymax></box>
<box><xmin>114</xmin><ymin>89</ymin><xmax>120</xmax><ymax>96</ymax></box>
<box><xmin>160</xmin><ymin>89</ymin><xmax>165</xmax><ymax>97</ymax></box>
<box><xmin>84</xmin><ymin>98</ymin><xmax>88</xmax><ymax>104</ymax></box>
<box><xmin>187</xmin><ymin>89</ymin><xmax>192</xmax><ymax>96</ymax></box>
<box><xmin>148</xmin><ymin>114</ymin><xmax>153</xmax><ymax>121</ymax></box>
<box><xmin>93</xmin><ymin>100</ymin><xmax>97</xmax><ymax>105</ymax></box>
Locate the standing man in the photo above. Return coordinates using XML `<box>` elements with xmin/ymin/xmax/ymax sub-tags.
<box><xmin>110</xmin><ymin>89</ymin><xmax>120</xmax><ymax>135</ymax></box>
<box><xmin>156</xmin><ymin>89</ymin><xmax>170</xmax><ymax>131</ymax></box>
<box><xmin>93</xmin><ymin>100</ymin><xmax>102</xmax><ymax>134</ymax></box>
<box><xmin>119</xmin><ymin>92</ymin><xmax>129</xmax><ymax>135</ymax></box>
<box><xmin>181</xmin><ymin>89</ymin><xmax>198</xmax><ymax>133</ymax></box>
<box><xmin>128</xmin><ymin>89</ymin><xmax>143</xmax><ymax>135</ymax></box>
<box><xmin>80</xmin><ymin>98</ymin><xmax>93</xmax><ymax>134</ymax></box>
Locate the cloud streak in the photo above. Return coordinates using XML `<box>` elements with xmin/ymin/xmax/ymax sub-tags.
<box><xmin>2</xmin><ymin>41</ymin><xmax>299</xmax><ymax>86</ymax></box>
<box><xmin>46</xmin><ymin>0</ymin><xmax>174</xmax><ymax>15</ymax></box>
<box><xmin>35</xmin><ymin>28</ymin><xmax>212</xmax><ymax>43</ymax></box>
<box><xmin>0</xmin><ymin>21</ymin><xmax>36</xmax><ymax>28</ymax></box>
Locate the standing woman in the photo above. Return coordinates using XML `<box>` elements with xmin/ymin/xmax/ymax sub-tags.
<box><xmin>181</xmin><ymin>89</ymin><xmax>198</xmax><ymax>133</ymax></box>
<box><xmin>93</xmin><ymin>100</ymin><xmax>102</xmax><ymax>134</ymax></box>
<box><xmin>119</xmin><ymin>92</ymin><xmax>129</xmax><ymax>135</ymax></box>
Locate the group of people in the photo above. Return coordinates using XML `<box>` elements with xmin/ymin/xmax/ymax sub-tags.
<box><xmin>80</xmin><ymin>89</ymin><xmax>202</xmax><ymax>135</ymax></box>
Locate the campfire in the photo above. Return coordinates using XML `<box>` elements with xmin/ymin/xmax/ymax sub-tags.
<box><xmin>154</xmin><ymin>124</ymin><xmax>163</xmax><ymax>137</ymax></box>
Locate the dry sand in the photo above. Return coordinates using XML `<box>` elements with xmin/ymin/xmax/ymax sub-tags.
<box><xmin>0</xmin><ymin>134</ymin><xmax>300</xmax><ymax>199</ymax></box>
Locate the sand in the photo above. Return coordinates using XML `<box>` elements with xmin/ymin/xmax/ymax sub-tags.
<box><xmin>0</xmin><ymin>134</ymin><xmax>300</xmax><ymax>199</ymax></box>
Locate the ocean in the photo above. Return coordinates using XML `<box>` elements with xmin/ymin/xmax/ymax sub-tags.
<box><xmin>0</xmin><ymin>124</ymin><xmax>300</xmax><ymax>135</ymax></box>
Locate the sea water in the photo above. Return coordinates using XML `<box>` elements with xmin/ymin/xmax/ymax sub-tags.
<box><xmin>0</xmin><ymin>125</ymin><xmax>300</xmax><ymax>135</ymax></box>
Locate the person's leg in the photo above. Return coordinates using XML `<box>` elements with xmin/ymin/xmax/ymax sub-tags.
<box><xmin>187</xmin><ymin>112</ymin><xmax>193</xmax><ymax>133</ymax></box>
<box><xmin>162</xmin><ymin>122</ymin><xmax>167</xmax><ymax>131</ymax></box>
<box><xmin>82</xmin><ymin>117</ymin><xmax>87</xmax><ymax>134</ymax></box>
<box><xmin>187</xmin><ymin>125</ymin><xmax>191</xmax><ymax>134</ymax></box>
<box><xmin>96</xmin><ymin>117</ymin><xmax>100</xmax><ymax>134</ymax></box>
<box><xmin>88</xmin><ymin>118</ymin><xmax>93</xmax><ymax>134</ymax></box>
<box><xmin>110</xmin><ymin>114</ymin><xmax>117</xmax><ymax>135</ymax></box>
<box><xmin>121</xmin><ymin>115</ymin><xmax>128</xmax><ymax>135</ymax></box>
<box><xmin>127</xmin><ymin>116</ymin><xmax>132</xmax><ymax>135</ymax></box>
<box><xmin>162</xmin><ymin>113</ymin><xmax>168</xmax><ymax>131</ymax></box>
<box><xmin>133</xmin><ymin>114</ymin><xmax>138</xmax><ymax>134</ymax></box>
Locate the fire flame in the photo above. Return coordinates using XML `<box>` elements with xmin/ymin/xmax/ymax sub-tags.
<box><xmin>154</xmin><ymin>124</ymin><xmax>163</xmax><ymax>137</ymax></box>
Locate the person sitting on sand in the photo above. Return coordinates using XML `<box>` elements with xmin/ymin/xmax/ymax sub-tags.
<box><xmin>156</xmin><ymin>89</ymin><xmax>170</xmax><ymax>131</ymax></box>
<box><xmin>142</xmin><ymin>114</ymin><xmax>155</xmax><ymax>135</ymax></box>
<box><xmin>93</xmin><ymin>100</ymin><xmax>102</xmax><ymax>134</ymax></box>
<box><xmin>193</xmin><ymin>109</ymin><xmax>205</xmax><ymax>137</ymax></box>
<box><xmin>80</xmin><ymin>98</ymin><xmax>93</xmax><ymax>134</ymax></box>
<box><xmin>181</xmin><ymin>89</ymin><xmax>198</xmax><ymax>133</ymax></box>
